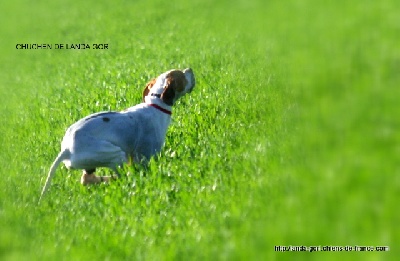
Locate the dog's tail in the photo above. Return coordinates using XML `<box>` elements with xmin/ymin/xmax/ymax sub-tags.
<box><xmin>39</xmin><ymin>149</ymin><xmax>70</xmax><ymax>204</ymax></box>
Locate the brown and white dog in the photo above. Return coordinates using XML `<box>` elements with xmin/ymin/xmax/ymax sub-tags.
<box><xmin>39</xmin><ymin>68</ymin><xmax>195</xmax><ymax>202</ymax></box>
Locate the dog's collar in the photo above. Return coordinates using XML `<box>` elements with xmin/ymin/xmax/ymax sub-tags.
<box><xmin>150</xmin><ymin>93</ymin><xmax>161</xmax><ymax>98</ymax></box>
<box><xmin>145</xmin><ymin>95</ymin><xmax>172</xmax><ymax>115</ymax></box>
<box><xmin>149</xmin><ymin>103</ymin><xmax>172</xmax><ymax>115</ymax></box>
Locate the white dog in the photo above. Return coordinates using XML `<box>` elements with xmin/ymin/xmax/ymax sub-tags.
<box><xmin>39</xmin><ymin>68</ymin><xmax>195</xmax><ymax>201</ymax></box>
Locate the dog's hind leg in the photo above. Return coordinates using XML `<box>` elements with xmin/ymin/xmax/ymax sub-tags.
<box><xmin>110</xmin><ymin>166</ymin><xmax>122</xmax><ymax>178</ymax></box>
<box><xmin>80</xmin><ymin>169</ymin><xmax>100</xmax><ymax>185</ymax></box>
<box><xmin>80</xmin><ymin>168</ymin><xmax>119</xmax><ymax>185</ymax></box>
<box><xmin>97</xmin><ymin>166</ymin><xmax>121</xmax><ymax>182</ymax></box>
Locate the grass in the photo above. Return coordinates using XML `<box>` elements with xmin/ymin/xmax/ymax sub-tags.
<box><xmin>0</xmin><ymin>0</ymin><xmax>399</xmax><ymax>260</ymax></box>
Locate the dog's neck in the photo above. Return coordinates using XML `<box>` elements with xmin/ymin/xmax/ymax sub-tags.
<box><xmin>144</xmin><ymin>95</ymin><xmax>172</xmax><ymax>115</ymax></box>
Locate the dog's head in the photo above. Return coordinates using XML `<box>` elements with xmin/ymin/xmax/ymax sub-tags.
<box><xmin>143</xmin><ymin>68</ymin><xmax>195</xmax><ymax>106</ymax></box>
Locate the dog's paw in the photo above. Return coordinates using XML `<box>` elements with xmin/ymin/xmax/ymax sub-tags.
<box><xmin>80</xmin><ymin>173</ymin><xmax>118</xmax><ymax>185</ymax></box>
<box><xmin>80</xmin><ymin>173</ymin><xmax>101</xmax><ymax>185</ymax></box>
<box><xmin>98</xmin><ymin>176</ymin><xmax>117</xmax><ymax>183</ymax></box>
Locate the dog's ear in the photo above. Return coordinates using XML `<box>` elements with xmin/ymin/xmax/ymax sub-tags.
<box><xmin>160</xmin><ymin>84</ymin><xmax>175</xmax><ymax>106</ymax></box>
<box><xmin>142</xmin><ymin>78</ymin><xmax>157</xmax><ymax>102</ymax></box>
<box><xmin>160</xmin><ymin>71</ymin><xmax>187</xmax><ymax>105</ymax></box>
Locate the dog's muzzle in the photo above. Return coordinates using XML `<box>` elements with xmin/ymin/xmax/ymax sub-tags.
<box><xmin>183</xmin><ymin>68</ymin><xmax>195</xmax><ymax>93</ymax></box>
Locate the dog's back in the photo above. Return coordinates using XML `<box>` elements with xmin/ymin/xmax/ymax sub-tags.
<box><xmin>62</xmin><ymin>104</ymin><xmax>171</xmax><ymax>169</ymax></box>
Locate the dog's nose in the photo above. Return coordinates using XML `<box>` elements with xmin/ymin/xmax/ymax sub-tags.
<box><xmin>183</xmin><ymin>68</ymin><xmax>195</xmax><ymax>89</ymax></box>
<box><xmin>183</xmin><ymin>68</ymin><xmax>192</xmax><ymax>74</ymax></box>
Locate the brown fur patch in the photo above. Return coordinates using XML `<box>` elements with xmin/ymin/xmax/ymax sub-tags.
<box><xmin>142</xmin><ymin>78</ymin><xmax>157</xmax><ymax>102</ymax></box>
<box><xmin>166</xmin><ymin>70</ymin><xmax>187</xmax><ymax>92</ymax></box>
<box><xmin>161</xmin><ymin>70</ymin><xmax>188</xmax><ymax>105</ymax></box>
<box><xmin>160</xmin><ymin>86</ymin><xmax>176</xmax><ymax>106</ymax></box>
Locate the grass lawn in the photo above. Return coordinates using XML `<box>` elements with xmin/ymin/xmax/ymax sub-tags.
<box><xmin>0</xmin><ymin>0</ymin><xmax>399</xmax><ymax>260</ymax></box>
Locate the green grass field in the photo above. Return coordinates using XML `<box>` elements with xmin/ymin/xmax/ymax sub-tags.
<box><xmin>0</xmin><ymin>0</ymin><xmax>399</xmax><ymax>260</ymax></box>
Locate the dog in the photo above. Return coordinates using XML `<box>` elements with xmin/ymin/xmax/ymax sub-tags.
<box><xmin>39</xmin><ymin>68</ymin><xmax>195</xmax><ymax>202</ymax></box>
